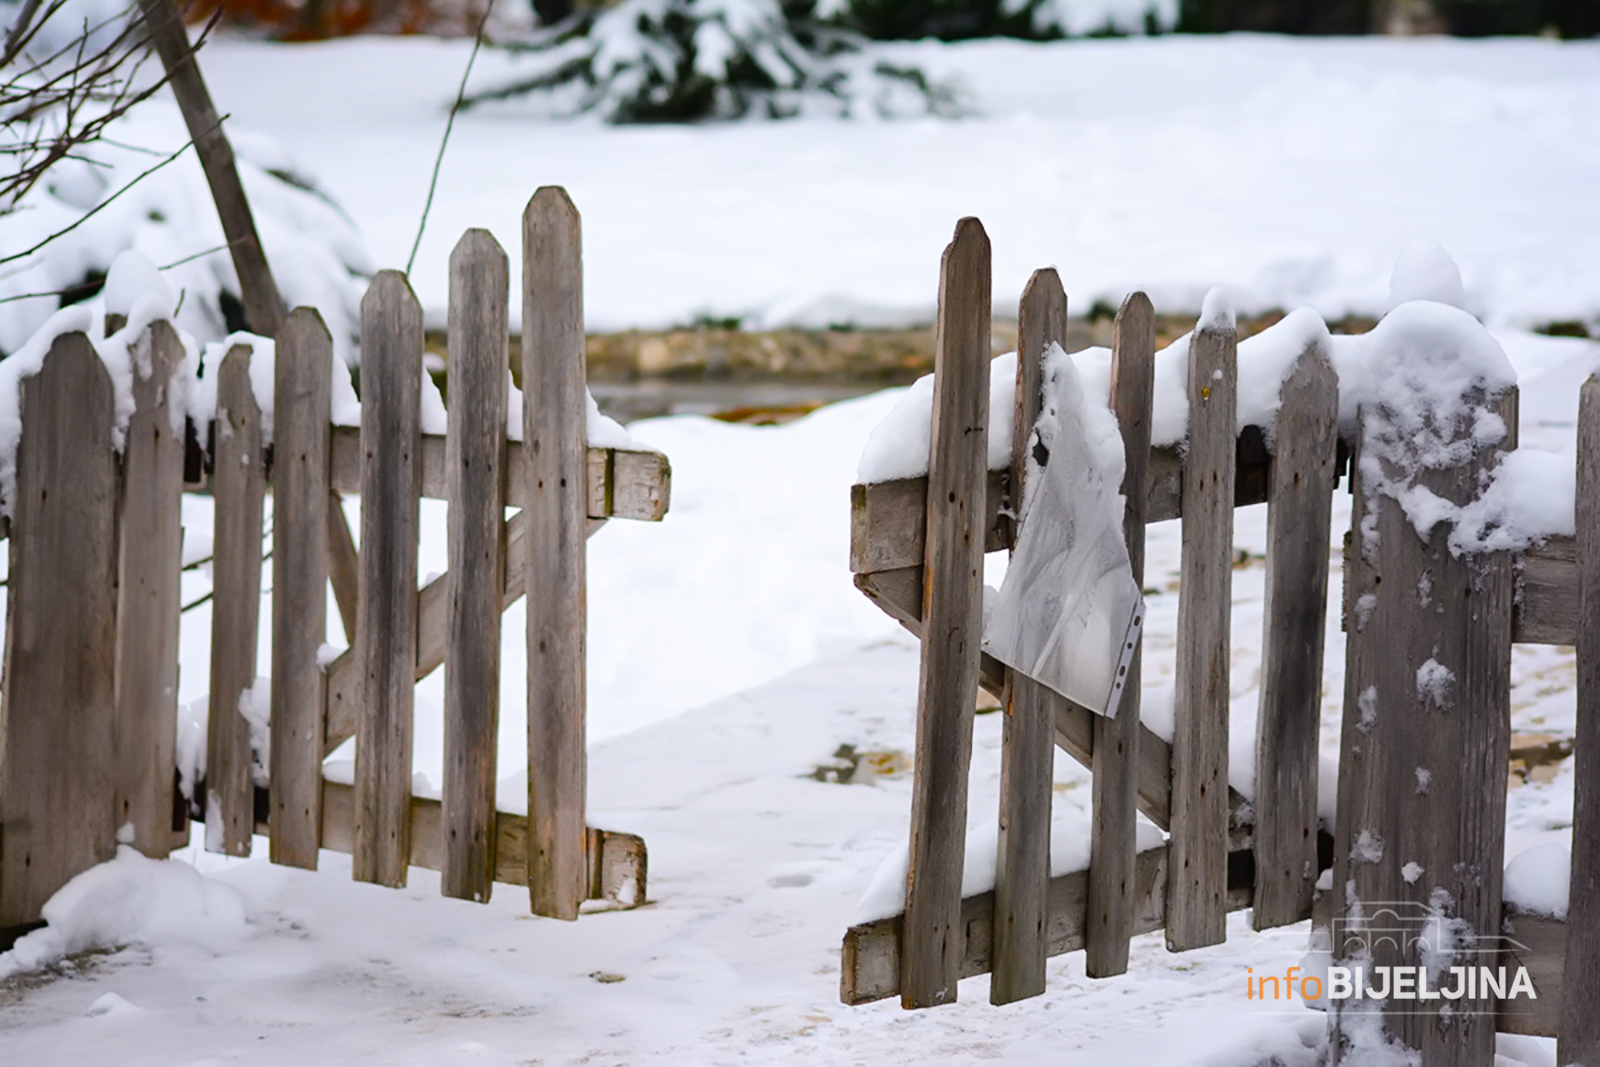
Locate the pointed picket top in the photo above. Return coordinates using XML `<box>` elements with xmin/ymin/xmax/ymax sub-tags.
<box><xmin>452</xmin><ymin>227</ymin><xmax>509</xmax><ymax>284</ymax></box>
<box><xmin>361</xmin><ymin>269</ymin><xmax>424</xmax><ymax>342</ymax></box>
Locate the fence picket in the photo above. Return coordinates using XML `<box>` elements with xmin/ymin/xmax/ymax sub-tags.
<box><xmin>1166</xmin><ymin>311</ymin><xmax>1236</xmax><ymax>951</ymax></box>
<box><xmin>1251</xmin><ymin>340</ymin><xmax>1338</xmax><ymax>930</ymax></box>
<box><xmin>0</xmin><ymin>334</ymin><xmax>120</xmax><ymax>928</ymax></box>
<box><xmin>206</xmin><ymin>343</ymin><xmax>266</xmax><ymax>857</ymax></box>
<box><xmin>1087</xmin><ymin>292</ymin><xmax>1155</xmax><ymax>976</ymax></box>
<box><xmin>901</xmin><ymin>217</ymin><xmax>991</xmax><ymax>1007</ymax></box>
<box><xmin>115</xmin><ymin>319</ymin><xmax>185</xmax><ymax>857</ymax></box>
<box><xmin>1560</xmin><ymin>373</ymin><xmax>1600</xmax><ymax>1067</ymax></box>
<box><xmin>1333</xmin><ymin>382</ymin><xmax>1515</xmax><ymax>1066</ymax></box>
<box><xmin>353</xmin><ymin>270</ymin><xmax>424</xmax><ymax>889</ymax></box>
<box><xmin>991</xmin><ymin>268</ymin><xmax>1064</xmax><ymax>1005</ymax></box>
<box><xmin>270</xmin><ymin>308</ymin><xmax>332</xmax><ymax>870</ymax></box>
<box><xmin>524</xmin><ymin>187</ymin><xmax>590</xmax><ymax>920</ymax></box>
<box><xmin>442</xmin><ymin>229</ymin><xmax>510</xmax><ymax>904</ymax></box>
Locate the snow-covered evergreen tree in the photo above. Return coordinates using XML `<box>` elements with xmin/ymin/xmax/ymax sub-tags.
<box><xmin>465</xmin><ymin>0</ymin><xmax>961</xmax><ymax>122</ymax></box>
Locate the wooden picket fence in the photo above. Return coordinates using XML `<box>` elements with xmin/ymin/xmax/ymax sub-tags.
<box><xmin>839</xmin><ymin>217</ymin><xmax>1599</xmax><ymax>1067</ymax></box>
<box><xmin>0</xmin><ymin>187</ymin><xmax>669</xmax><ymax>940</ymax></box>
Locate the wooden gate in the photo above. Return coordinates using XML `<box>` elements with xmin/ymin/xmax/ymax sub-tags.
<box><xmin>839</xmin><ymin>217</ymin><xmax>1599</xmax><ymax>1067</ymax></box>
<box><xmin>0</xmin><ymin>187</ymin><xmax>666</xmax><ymax>940</ymax></box>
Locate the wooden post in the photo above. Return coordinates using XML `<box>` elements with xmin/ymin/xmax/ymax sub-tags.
<box><xmin>902</xmin><ymin>217</ymin><xmax>990</xmax><ymax>1007</ymax></box>
<box><xmin>353</xmin><ymin>271</ymin><xmax>424</xmax><ymax>889</ymax></box>
<box><xmin>991</xmin><ymin>268</ymin><xmax>1063</xmax><ymax>1005</ymax></box>
<box><xmin>1561</xmin><ymin>374</ymin><xmax>1600</xmax><ymax>1067</ymax></box>
<box><xmin>134</xmin><ymin>0</ymin><xmax>284</xmax><ymax>337</ymax></box>
<box><xmin>523</xmin><ymin>187</ymin><xmax>589</xmax><ymax>920</ymax></box>
<box><xmin>206</xmin><ymin>342</ymin><xmax>266</xmax><ymax>857</ymax></box>
<box><xmin>1166</xmin><ymin>307</ymin><xmax>1236</xmax><ymax>952</ymax></box>
<box><xmin>0</xmin><ymin>334</ymin><xmax>120</xmax><ymax>927</ymax></box>
<box><xmin>1087</xmin><ymin>292</ymin><xmax>1155</xmax><ymax>976</ymax></box>
<box><xmin>442</xmin><ymin>229</ymin><xmax>510</xmax><ymax>904</ymax></box>
<box><xmin>270</xmin><ymin>309</ymin><xmax>331</xmax><ymax>871</ymax></box>
<box><xmin>114</xmin><ymin>320</ymin><xmax>185</xmax><ymax>858</ymax></box>
<box><xmin>1333</xmin><ymin>379</ymin><xmax>1515</xmax><ymax>1067</ymax></box>
<box><xmin>1252</xmin><ymin>340</ymin><xmax>1338</xmax><ymax>930</ymax></box>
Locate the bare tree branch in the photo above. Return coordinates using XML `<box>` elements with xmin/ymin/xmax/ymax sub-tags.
<box><xmin>2</xmin><ymin>1</ymin><xmax>220</xmax><ymax>227</ymax></box>
<box><xmin>0</xmin><ymin>131</ymin><xmax>198</xmax><ymax>266</ymax></box>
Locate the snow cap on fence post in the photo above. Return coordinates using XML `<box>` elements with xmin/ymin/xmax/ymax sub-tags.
<box><xmin>1333</xmin><ymin>301</ymin><xmax>1517</xmax><ymax>1065</ymax></box>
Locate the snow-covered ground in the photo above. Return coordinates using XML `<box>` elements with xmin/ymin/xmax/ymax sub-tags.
<box><xmin>186</xmin><ymin>32</ymin><xmax>1600</xmax><ymax>335</ymax></box>
<box><xmin>2</xmin><ymin>30</ymin><xmax>1600</xmax><ymax>1067</ymax></box>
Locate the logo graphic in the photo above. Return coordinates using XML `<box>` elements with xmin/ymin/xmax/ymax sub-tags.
<box><xmin>1243</xmin><ymin>901</ymin><xmax>1537</xmax><ymax>1014</ymax></box>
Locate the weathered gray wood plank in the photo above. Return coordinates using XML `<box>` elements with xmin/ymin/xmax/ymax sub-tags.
<box><xmin>1516</xmin><ymin>537</ymin><xmax>1576</xmax><ymax>646</ymax></box>
<box><xmin>1332</xmin><ymin>384</ymin><xmax>1516</xmax><ymax>1067</ymax></box>
<box><xmin>353</xmin><ymin>271</ymin><xmax>424</xmax><ymax>889</ymax></box>
<box><xmin>442</xmin><ymin>229</ymin><xmax>510</xmax><ymax>904</ymax></box>
<box><xmin>329</xmin><ymin>430</ymin><xmax>669</xmax><ymax>522</ymax></box>
<box><xmin>326</xmin><ymin>492</ymin><xmax>360</xmax><ymax>645</ymax></box>
<box><xmin>1166</xmin><ymin>312</ymin><xmax>1237</xmax><ymax>952</ymax></box>
<box><xmin>1500</xmin><ymin>911</ymin><xmax>1565</xmax><ymax>1038</ymax></box>
<box><xmin>850</xmin><ymin>471</ymin><xmax>1012</xmax><ymax>575</ymax></box>
<box><xmin>842</xmin><ymin>841</ymin><xmax>1256</xmax><ymax>1006</ymax></box>
<box><xmin>1251</xmin><ymin>340</ymin><xmax>1338</xmax><ymax>930</ymax></box>
<box><xmin>902</xmin><ymin>217</ymin><xmax>990</xmax><ymax>1008</ymax></box>
<box><xmin>523</xmin><ymin>187</ymin><xmax>590</xmax><ymax>921</ymax></box>
<box><xmin>990</xmin><ymin>268</ymin><xmax>1063</xmax><ymax>1005</ymax></box>
<box><xmin>269</xmin><ymin>308</ymin><xmax>331</xmax><ymax>871</ymax></box>
<box><xmin>114</xmin><ymin>320</ymin><xmax>185</xmax><ymax>858</ymax></box>
<box><xmin>313</xmin><ymin>782</ymin><xmax>646</xmax><ymax>908</ymax></box>
<box><xmin>134</xmin><ymin>0</ymin><xmax>282</xmax><ymax>336</ymax></box>
<box><xmin>851</xmin><ymin>443</ymin><xmax>1226</xmax><ymax>577</ymax></box>
<box><xmin>853</xmin><ymin>453</ymin><xmax>1586</xmax><ymax>644</ymax></box>
<box><xmin>1087</xmin><ymin>291</ymin><xmax>1155</xmax><ymax>977</ymax></box>
<box><xmin>206</xmin><ymin>343</ymin><xmax>266</xmax><ymax>858</ymax></box>
<box><xmin>1560</xmin><ymin>373</ymin><xmax>1600</xmax><ymax>1067</ymax></box>
<box><xmin>0</xmin><ymin>334</ymin><xmax>120</xmax><ymax>928</ymax></box>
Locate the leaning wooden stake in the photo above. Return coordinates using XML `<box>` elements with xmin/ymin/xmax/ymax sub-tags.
<box><xmin>1166</xmin><ymin>302</ymin><xmax>1236</xmax><ymax>952</ymax></box>
<box><xmin>0</xmin><ymin>335</ymin><xmax>120</xmax><ymax>929</ymax></box>
<box><xmin>353</xmin><ymin>271</ymin><xmax>424</xmax><ymax>889</ymax></box>
<box><xmin>115</xmin><ymin>320</ymin><xmax>185</xmax><ymax>857</ymax></box>
<box><xmin>1561</xmin><ymin>374</ymin><xmax>1600</xmax><ymax>1067</ymax></box>
<box><xmin>524</xmin><ymin>187</ymin><xmax>589</xmax><ymax>920</ymax></box>
<box><xmin>135</xmin><ymin>0</ymin><xmax>283</xmax><ymax>336</ymax></box>
<box><xmin>270</xmin><ymin>309</ymin><xmax>332</xmax><ymax>870</ymax></box>
<box><xmin>901</xmin><ymin>217</ymin><xmax>990</xmax><ymax>1008</ymax></box>
<box><xmin>990</xmin><ymin>268</ymin><xmax>1063</xmax><ymax>1005</ymax></box>
<box><xmin>1086</xmin><ymin>291</ymin><xmax>1154</xmax><ymax>976</ymax></box>
<box><xmin>1252</xmin><ymin>337</ymin><xmax>1338</xmax><ymax>930</ymax></box>
<box><xmin>442</xmin><ymin>229</ymin><xmax>510</xmax><ymax>904</ymax></box>
<box><xmin>206</xmin><ymin>342</ymin><xmax>266</xmax><ymax>857</ymax></box>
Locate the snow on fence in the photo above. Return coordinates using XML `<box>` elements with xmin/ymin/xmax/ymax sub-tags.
<box><xmin>0</xmin><ymin>187</ymin><xmax>670</xmax><ymax>940</ymax></box>
<box><xmin>839</xmin><ymin>217</ymin><xmax>1599</xmax><ymax>1067</ymax></box>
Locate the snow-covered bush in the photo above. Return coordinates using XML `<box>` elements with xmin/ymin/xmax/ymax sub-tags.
<box><xmin>0</xmin><ymin>97</ymin><xmax>371</xmax><ymax>366</ymax></box>
<box><xmin>465</xmin><ymin>0</ymin><xmax>962</xmax><ymax>122</ymax></box>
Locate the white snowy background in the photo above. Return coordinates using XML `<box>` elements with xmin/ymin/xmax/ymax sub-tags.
<box><xmin>1</xmin><ymin>21</ymin><xmax>1598</xmax><ymax>1067</ymax></box>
